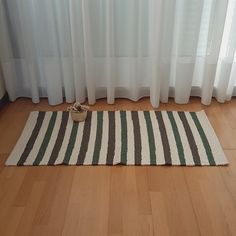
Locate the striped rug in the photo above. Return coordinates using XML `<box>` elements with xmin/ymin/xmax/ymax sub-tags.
<box><xmin>5</xmin><ymin>111</ymin><xmax>228</xmax><ymax>166</ymax></box>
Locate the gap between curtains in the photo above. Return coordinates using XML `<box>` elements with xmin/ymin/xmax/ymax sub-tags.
<box><xmin>0</xmin><ymin>0</ymin><xmax>236</xmax><ymax>107</ymax></box>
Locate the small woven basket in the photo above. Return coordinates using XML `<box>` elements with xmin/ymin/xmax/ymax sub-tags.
<box><xmin>67</xmin><ymin>102</ymin><xmax>89</xmax><ymax>122</ymax></box>
<box><xmin>70</xmin><ymin>110</ymin><xmax>87</xmax><ymax>122</ymax></box>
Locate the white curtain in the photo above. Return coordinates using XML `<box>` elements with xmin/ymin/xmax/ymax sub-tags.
<box><xmin>0</xmin><ymin>0</ymin><xmax>236</xmax><ymax>107</ymax></box>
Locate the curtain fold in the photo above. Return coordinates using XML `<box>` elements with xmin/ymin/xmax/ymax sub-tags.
<box><xmin>0</xmin><ymin>0</ymin><xmax>236</xmax><ymax>107</ymax></box>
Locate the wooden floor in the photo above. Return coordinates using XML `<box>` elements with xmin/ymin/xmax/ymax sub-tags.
<box><xmin>0</xmin><ymin>98</ymin><xmax>236</xmax><ymax>236</ymax></box>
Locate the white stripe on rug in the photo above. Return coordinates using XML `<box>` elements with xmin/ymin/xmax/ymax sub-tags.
<box><xmin>113</xmin><ymin>111</ymin><xmax>122</xmax><ymax>165</ymax></box>
<box><xmin>138</xmin><ymin>111</ymin><xmax>151</xmax><ymax>165</ymax></box>
<box><xmin>126</xmin><ymin>111</ymin><xmax>135</xmax><ymax>165</ymax></box>
<box><xmin>83</xmin><ymin>111</ymin><xmax>97</xmax><ymax>165</ymax></box>
<box><xmin>5</xmin><ymin>112</ymin><xmax>39</xmax><ymax>166</ymax></box>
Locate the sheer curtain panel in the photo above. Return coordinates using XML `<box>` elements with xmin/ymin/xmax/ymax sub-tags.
<box><xmin>0</xmin><ymin>0</ymin><xmax>236</xmax><ymax>107</ymax></box>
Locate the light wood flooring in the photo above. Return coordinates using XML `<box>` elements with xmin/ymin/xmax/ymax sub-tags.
<box><xmin>0</xmin><ymin>97</ymin><xmax>236</xmax><ymax>236</ymax></box>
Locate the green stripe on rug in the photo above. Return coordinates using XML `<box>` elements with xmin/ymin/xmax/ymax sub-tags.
<box><xmin>107</xmin><ymin>111</ymin><xmax>116</xmax><ymax>165</ymax></box>
<box><xmin>190</xmin><ymin>112</ymin><xmax>216</xmax><ymax>165</ymax></box>
<box><xmin>63</xmin><ymin>122</ymin><xmax>79</xmax><ymax>164</ymax></box>
<box><xmin>144</xmin><ymin>111</ymin><xmax>156</xmax><ymax>165</ymax></box>
<box><xmin>131</xmin><ymin>111</ymin><xmax>142</xmax><ymax>165</ymax></box>
<box><xmin>155</xmin><ymin>111</ymin><xmax>172</xmax><ymax>165</ymax></box>
<box><xmin>167</xmin><ymin>111</ymin><xmax>186</xmax><ymax>165</ymax></box>
<box><xmin>120</xmin><ymin>111</ymin><xmax>127</xmax><ymax>164</ymax></box>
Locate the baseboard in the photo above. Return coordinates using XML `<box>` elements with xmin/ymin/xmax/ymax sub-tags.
<box><xmin>0</xmin><ymin>93</ymin><xmax>9</xmax><ymax>110</ymax></box>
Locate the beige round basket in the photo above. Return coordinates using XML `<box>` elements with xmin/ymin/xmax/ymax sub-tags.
<box><xmin>70</xmin><ymin>111</ymin><xmax>87</xmax><ymax>122</ymax></box>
